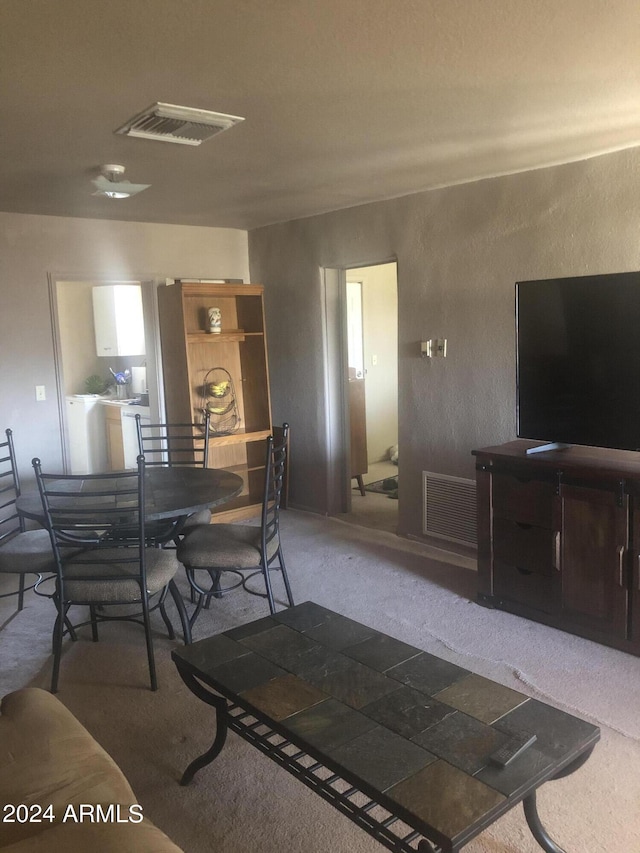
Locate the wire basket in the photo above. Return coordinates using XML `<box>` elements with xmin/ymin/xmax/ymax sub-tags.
<box><xmin>199</xmin><ymin>367</ymin><xmax>240</xmax><ymax>434</ymax></box>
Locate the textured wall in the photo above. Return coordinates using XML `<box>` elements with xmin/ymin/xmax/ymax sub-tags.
<box><xmin>249</xmin><ymin>147</ymin><xmax>640</xmax><ymax>539</ymax></box>
<box><xmin>0</xmin><ymin>213</ymin><xmax>249</xmax><ymax>478</ymax></box>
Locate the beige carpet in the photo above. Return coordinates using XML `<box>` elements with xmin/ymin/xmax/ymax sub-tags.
<box><xmin>2</xmin><ymin>510</ymin><xmax>640</xmax><ymax>852</ymax></box>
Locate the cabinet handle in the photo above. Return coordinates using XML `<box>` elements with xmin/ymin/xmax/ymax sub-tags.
<box><xmin>617</xmin><ymin>546</ymin><xmax>626</xmax><ymax>587</ymax></box>
<box><xmin>552</xmin><ymin>531</ymin><xmax>561</xmax><ymax>570</ymax></box>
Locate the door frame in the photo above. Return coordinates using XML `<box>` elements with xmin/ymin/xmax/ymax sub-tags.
<box><xmin>48</xmin><ymin>273</ymin><xmax>164</xmax><ymax>473</ymax></box>
<box><xmin>322</xmin><ymin>257</ymin><xmax>398</xmax><ymax>516</ymax></box>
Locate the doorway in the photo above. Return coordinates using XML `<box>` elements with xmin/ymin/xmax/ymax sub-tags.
<box><xmin>50</xmin><ymin>276</ymin><xmax>163</xmax><ymax>474</ymax></box>
<box><xmin>323</xmin><ymin>260</ymin><xmax>398</xmax><ymax>532</ymax></box>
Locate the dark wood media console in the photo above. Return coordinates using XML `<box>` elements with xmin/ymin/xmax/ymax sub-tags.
<box><xmin>473</xmin><ymin>440</ymin><xmax>640</xmax><ymax>657</ymax></box>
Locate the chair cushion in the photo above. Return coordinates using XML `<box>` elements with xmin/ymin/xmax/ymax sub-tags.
<box><xmin>0</xmin><ymin>529</ymin><xmax>55</xmax><ymax>574</ymax></box>
<box><xmin>182</xmin><ymin>508</ymin><xmax>212</xmax><ymax>530</ymax></box>
<box><xmin>177</xmin><ymin>523</ymin><xmax>278</xmax><ymax>569</ymax></box>
<box><xmin>62</xmin><ymin>547</ymin><xmax>178</xmax><ymax>602</ymax></box>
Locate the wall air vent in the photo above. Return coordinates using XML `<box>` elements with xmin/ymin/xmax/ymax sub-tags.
<box><xmin>422</xmin><ymin>471</ymin><xmax>477</xmax><ymax>546</ymax></box>
<box><xmin>115</xmin><ymin>103</ymin><xmax>244</xmax><ymax>146</ymax></box>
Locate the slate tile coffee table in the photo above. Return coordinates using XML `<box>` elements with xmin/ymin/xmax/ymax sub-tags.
<box><xmin>172</xmin><ymin>602</ymin><xmax>599</xmax><ymax>853</ymax></box>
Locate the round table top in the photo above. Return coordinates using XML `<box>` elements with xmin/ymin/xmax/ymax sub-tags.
<box><xmin>16</xmin><ymin>466</ymin><xmax>244</xmax><ymax>523</ymax></box>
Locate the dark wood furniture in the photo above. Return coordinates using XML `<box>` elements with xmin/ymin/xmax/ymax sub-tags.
<box><xmin>473</xmin><ymin>439</ymin><xmax>640</xmax><ymax>656</ymax></box>
<box><xmin>349</xmin><ymin>377</ymin><xmax>368</xmax><ymax>495</ymax></box>
<box><xmin>172</xmin><ymin>601</ymin><xmax>599</xmax><ymax>853</ymax></box>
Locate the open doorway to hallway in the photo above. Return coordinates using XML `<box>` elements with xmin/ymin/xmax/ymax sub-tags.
<box><xmin>342</xmin><ymin>261</ymin><xmax>398</xmax><ymax>534</ymax></box>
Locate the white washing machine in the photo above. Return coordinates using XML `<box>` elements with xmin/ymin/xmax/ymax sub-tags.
<box><xmin>66</xmin><ymin>396</ymin><xmax>108</xmax><ymax>474</ymax></box>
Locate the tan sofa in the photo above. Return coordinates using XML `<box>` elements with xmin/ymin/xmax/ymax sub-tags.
<box><xmin>0</xmin><ymin>688</ymin><xmax>183</xmax><ymax>852</ymax></box>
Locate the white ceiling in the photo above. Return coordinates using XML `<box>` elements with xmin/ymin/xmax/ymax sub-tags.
<box><xmin>3</xmin><ymin>0</ymin><xmax>640</xmax><ymax>230</ymax></box>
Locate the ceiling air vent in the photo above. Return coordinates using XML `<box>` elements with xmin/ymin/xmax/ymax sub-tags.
<box><xmin>115</xmin><ymin>103</ymin><xmax>244</xmax><ymax>146</ymax></box>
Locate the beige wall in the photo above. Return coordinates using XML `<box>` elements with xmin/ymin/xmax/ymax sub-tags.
<box><xmin>0</xmin><ymin>212</ymin><xmax>249</xmax><ymax>477</ymax></box>
<box><xmin>56</xmin><ymin>281</ymin><xmax>104</xmax><ymax>396</ymax></box>
<box><xmin>5</xmin><ymin>148</ymin><xmax>640</xmax><ymax>539</ymax></box>
<box><xmin>249</xmin><ymin>146</ymin><xmax>640</xmax><ymax>539</ymax></box>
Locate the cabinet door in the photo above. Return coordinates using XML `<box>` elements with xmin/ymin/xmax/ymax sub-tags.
<box><xmin>557</xmin><ymin>484</ymin><xmax>628</xmax><ymax>638</ymax></box>
<box><xmin>349</xmin><ymin>378</ymin><xmax>367</xmax><ymax>478</ymax></box>
<box><xmin>630</xmin><ymin>507</ymin><xmax>640</xmax><ymax>645</ymax></box>
<box><xmin>92</xmin><ymin>285</ymin><xmax>145</xmax><ymax>356</ymax></box>
<box><xmin>105</xmin><ymin>408</ymin><xmax>125</xmax><ymax>471</ymax></box>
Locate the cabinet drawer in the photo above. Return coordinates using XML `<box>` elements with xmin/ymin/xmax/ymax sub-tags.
<box><xmin>493</xmin><ymin>518</ymin><xmax>555</xmax><ymax>576</ymax></box>
<box><xmin>492</xmin><ymin>473</ymin><xmax>555</xmax><ymax>526</ymax></box>
<box><xmin>493</xmin><ymin>560</ymin><xmax>554</xmax><ymax>614</ymax></box>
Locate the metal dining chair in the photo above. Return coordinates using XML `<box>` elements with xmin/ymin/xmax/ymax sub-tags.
<box><xmin>136</xmin><ymin>411</ymin><xmax>213</xmax><ymax>531</ymax></box>
<box><xmin>0</xmin><ymin>429</ymin><xmax>54</xmax><ymax>613</ymax></box>
<box><xmin>176</xmin><ymin>424</ymin><xmax>294</xmax><ymax>630</ymax></box>
<box><xmin>32</xmin><ymin>455</ymin><xmax>188</xmax><ymax>692</ymax></box>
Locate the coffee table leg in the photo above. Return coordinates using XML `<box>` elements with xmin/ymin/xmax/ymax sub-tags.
<box><xmin>523</xmin><ymin>748</ymin><xmax>595</xmax><ymax>853</ymax></box>
<box><xmin>176</xmin><ymin>668</ymin><xmax>229</xmax><ymax>786</ymax></box>
<box><xmin>523</xmin><ymin>792</ymin><xmax>566</xmax><ymax>853</ymax></box>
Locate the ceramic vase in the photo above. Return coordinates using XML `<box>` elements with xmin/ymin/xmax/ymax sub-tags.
<box><xmin>207</xmin><ymin>306</ymin><xmax>222</xmax><ymax>334</ymax></box>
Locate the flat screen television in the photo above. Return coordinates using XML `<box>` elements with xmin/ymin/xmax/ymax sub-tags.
<box><xmin>516</xmin><ymin>271</ymin><xmax>640</xmax><ymax>452</ymax></box>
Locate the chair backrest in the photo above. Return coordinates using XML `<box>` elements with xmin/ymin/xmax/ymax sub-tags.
<box><xmin>136</xmin><ymin>411</ymin><xmax>210</xmax><ymax>468</ymax></box>
<box><xmin>271</xmin><ymin>423</ymin><xmax>290</xmax><ymax>509</ymax></box>
<box><xmin>0</xmin><ymin>428</ymin><xmax>25</xmax><ymax>546</ymax></box>
<box><xmin>32</xmin><ymin>456</ymin><xmax>149</xmax><ymax>599</ymax></box>
<box><xmin>261</xmin><ymin>423</ymin><xmax>289</xmax><ymax>551</ymax></box>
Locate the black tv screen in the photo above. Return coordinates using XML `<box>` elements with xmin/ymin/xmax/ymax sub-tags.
<box><xmin>516</xmin><ymin>271</ymin><xmax>640</xmax><ymax>452</ymax></box>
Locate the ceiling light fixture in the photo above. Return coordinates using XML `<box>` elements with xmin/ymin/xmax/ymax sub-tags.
<box><xmin>91</xmin><ymin>164</ymin><xmax>150</xmax><ymax>199</ymax></box>
<box><xmin>115</xmin><ymin>102</ymin><xmax>244</xmax><ymax>146</ymax></box>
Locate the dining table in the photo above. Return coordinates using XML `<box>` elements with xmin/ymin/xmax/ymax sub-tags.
<box><xmin>16</xmin><ymin>465</ymin><xmax>244</xmax><ymax>526</ymax></box>
<box><xmin>16</xmin><ymin>465</ymin><xmax>244</xmax><ymax>645</ymax></box>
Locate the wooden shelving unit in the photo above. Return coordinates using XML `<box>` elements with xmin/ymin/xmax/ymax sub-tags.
<box><xmin>157</xmin><ymin>281</ymin><xmax>272</xmax><ymax>521</ymax></box>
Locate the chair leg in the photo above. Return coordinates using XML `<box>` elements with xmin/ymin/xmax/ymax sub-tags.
<box><xmin>203</xmin><ymin>569</ymin><xmax>223</xmax><ymax>607</ymax></box>
<box><xmin>65</xmin><ymin>616</ymin><xmax>78</xmax><ymax>642</ymax></box>
<box><xmin>89</xmin><ymin>605</ymin><xmax>99</xmax><ymax>642</ymax></box>
<box><xmin>51</xmin><ymin>603</ymin><xmax>68</xmax><ymax>694</ymax></box>
<box><xmin>261</xmin><ymin>558</ymin><xmax>277</xmax><ymax>615</ymax></box>
<box><xmin>189</xmin><ymin>592</ymin><xmax>206</xmax><ymax>631</ymax></box>
<box><xmin>277</xmin><ymin>548</ymin><xmax>295</xmax><ymax>608</ymax></box>
<box><xmin>158</xmin><ymin>586</ymin><xmax>176</xmax><ymax>641</ymax></box>
<box><xmin>140</xmin><ymin>595</ymin><xmax>158</xmax><ymax>691</ymax></box>
<box><xmin>17</xmin><ymin>573</ymin><xmax>26</xmax><ymax>612</ymax></box>
<box><xmin>168</xmin><ymin>580</ymin><xmax>192</xmax><ymax>644</ymax></box>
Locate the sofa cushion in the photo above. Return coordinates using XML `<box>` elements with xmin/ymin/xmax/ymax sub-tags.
<box><xmin>0</xmin><ymin>688</ymin><xmax>180</xmax><ymax>850</ymax></box>
<box><xmin>1</xmin><ymin>819</ymin><xmax>183</xmax><ymax>852</ymax></box>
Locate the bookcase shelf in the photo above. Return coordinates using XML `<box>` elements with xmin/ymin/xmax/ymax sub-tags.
<box><xmin>157</xmin><ymin>281</ymin><xmax>272</xmax><ymax>521</ymax></box>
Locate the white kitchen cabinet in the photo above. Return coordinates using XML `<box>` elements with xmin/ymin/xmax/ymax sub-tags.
<box><xmin>92</xmin><ymin>284</ymin><xmax>146</xmax><ymax>357</ymax></box>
